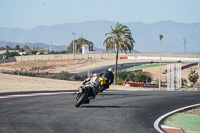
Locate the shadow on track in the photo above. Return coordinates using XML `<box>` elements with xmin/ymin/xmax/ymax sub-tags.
<box><xmin>81</xmin><ymin>105</ymin><xmax>140</xmax><ymax>108</ymax></box>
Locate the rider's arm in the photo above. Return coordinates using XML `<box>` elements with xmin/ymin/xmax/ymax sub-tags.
<box><xmin>109</xmin><ymin>74</ymin><xmax>114</xmax><ymax>85</ymax></box>
<box><xmin>99</xmin><ymin>71</ymin><xmax>105</xmax><ymax>77</ymax></box>
<box><xmin>83</xmin><ymin>78</ymin><xmax>90</xmax><ymax>85</ymax></box>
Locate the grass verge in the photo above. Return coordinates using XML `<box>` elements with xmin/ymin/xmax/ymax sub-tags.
<box><xmin>123</xmin><ymin>63</ymin><xmax>168</xmax><ymax>71</ymax></box>
<box><xmin>79</xmin><ymin>65</ymin><xmax>110</xmax><ymax>73</ymax></box>
<box><xmin>164</xmin><ymin>112</ymin><xmax>200</xmax><ymax>133</ymax></box>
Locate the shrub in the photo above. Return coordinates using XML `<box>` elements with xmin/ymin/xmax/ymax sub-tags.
<box><xmin>181</xmin><ymin>78</ymin><xmax>187</xmax><ymax>86</ymax></box>
<box><xmin>58</xmin><ymin>71</ymin><xmax>70</xmax><ymax>80</ymax></box>
<box><xmin>70</xmin><ymin>73</ymin><xmax>87</xmax><ymax>81</ymax></box>
<box><xmin>12</xmin><ymin>70</ymin><xmax>36</xmax><ymax>77</ymax></box>
<box><xmin>117</xmin><ymin>71</ymin><xmax>129</xmax><ymax>81</ymax></box>
<box><xmin>117</xmin><ymin>70</ymin><xmax>152</xmax><ymax>83</ymax></box>
<box><xmin>188</xmin><ymin>70</ymin><xmax>199</xmax><ymax>86</ymax></box>
<box><xmin>12</xmin><ymin>70</ymin><xmax>20</xmax><ymax>75</ymax></box>
<box><xmin>134</xmin><ymin>71</ymin><xmax>152</xmax><ymax>83</ymax></box>
<box><xmin>115</xmin><ymin>78</ymin><xmax>124</xmax><ymax>85</ymax></box>
<box><xmin>117</xmin><ymin>70</ymin><xmax>135</xmax><ymax>81</ymax></box>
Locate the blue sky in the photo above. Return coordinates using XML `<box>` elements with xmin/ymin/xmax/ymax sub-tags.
<box><xmin>0</xmin><ymin>0</ymin><xmax>200</xmax><ymax>29</ymax></box>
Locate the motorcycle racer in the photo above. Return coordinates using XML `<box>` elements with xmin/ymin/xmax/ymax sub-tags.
<box><xmin>99</xmin><ymin>68</ymin><xmax>114</xmax><ymax>91</ymax></box>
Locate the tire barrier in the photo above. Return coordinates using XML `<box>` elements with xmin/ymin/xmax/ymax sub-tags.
<box><xmin>123</xmin><ymin>82</ymin><xmax>144</xmax><ymax>87</ymax></box>
<box><xmin>123</xmin><ymin>82</ymin><xmax>166</xmax><ymax>88</ymax></box>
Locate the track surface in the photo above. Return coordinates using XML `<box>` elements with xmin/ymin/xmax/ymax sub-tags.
<box><xmin>82</xmin><ymin>62</ymin><xmax>157</xmax><ymax>74</ymax></box>
<box><xmin>0</xmin><ymin>91</ymin><xmax>200</xmax><ymax>133</ymax></box>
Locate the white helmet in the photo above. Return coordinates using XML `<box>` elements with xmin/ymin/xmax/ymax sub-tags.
<box><xmin>108</xmin><ymin>68</ymin><xmax>112</xmax><ymax>72</ymax></box>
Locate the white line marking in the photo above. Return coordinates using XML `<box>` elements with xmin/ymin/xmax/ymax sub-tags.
<box><xmin>0</xmin><ymin>92</ymin><xmax>75</xmax><ymax>99</ymax></box>
<box><xmin>0</xmin><ymin>90</ymin><xmax>123</xmax><ymax>100</ymax></box>
<box><xmin>154</xmin><ymin>103</ymin><xmax>200</xmax><ymax>133</ymax></box>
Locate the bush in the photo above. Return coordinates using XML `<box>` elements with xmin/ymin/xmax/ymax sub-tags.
<box><xmin>154</xmin><ymin>79</ymin><xmax>163</xmax><ymax>85</ymax></box>
<box><xmin>22</xmin><ymin>71</ymin><xmax>36</xmax><ymax>77</ymax></box>
<box><xmin>12</xmin><ymin>70</ymin><xmax>36</xmax><ymax>77</ymax></box>
<box><xmin>115</xmin><ymin>78</ymin><xmax>124</xmax><ymax>85</ymax></box>
<box><xmin>0</xmin><ymin>51</ymin><xmax>20</xmax><ymax>59</ymax></box>
<box><xmin>117</xmin><ymin>70</ymin><xmax>135</xmax><ymax>81</ymax></box>
<box><xmin>117</xmin><ymin>70</ymin><xmax>152</xmax><ymax>84</ymax></box>
<box><xmin>12</xmin><ymin>70</ymin><xmax>20</xmax><ymax>75</ymax></box>
<box><xmin>70</xmin><ymin>73</ymin><xmax>87</xmax><ymax>81</ymax></box>
<box><xmin>181</xmin><ymin>78</ymin><xmax>187</xmax><ymax>86</ymax></box>
<box><xmin>188</xmin><ymin>70</ymin><xmax>199</xmax><ymax>86</ymax></box>
<box><xmin>58</xmin><ymin>71</ymin><xmax>70</xmax><ymax>80</ymax></box>
<box><xmin>134</xmin><ymin>71</ymin><xmax>152</xmax><ymax>83</ymax></box>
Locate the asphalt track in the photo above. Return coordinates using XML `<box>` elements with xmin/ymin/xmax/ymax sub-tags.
<box><xmin>0</xmin><ymin>91</ymin><xmax>200</xmax><ymax>133</ymax></box>
<box><xmin>82</xmin><ymin>62</ymin><xmax>157</xmax><ymax>74</ymax></box>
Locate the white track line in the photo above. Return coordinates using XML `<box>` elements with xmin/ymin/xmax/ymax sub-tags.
<box><xmin>0</xmin><ymin>92</ymin><xmax>75</xmax><ymax>99</ymax></box>
<box><xmin>154</xmin><ymin>103</ymin><xmax>200</xmax><ymax>133</ymax></box>
<box><xmin>0</xmin><ymin>90</ymin><xmax>121</xmax><ymax>100</ymax></box>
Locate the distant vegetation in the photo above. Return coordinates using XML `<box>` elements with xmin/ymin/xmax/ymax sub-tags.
<box><xmin>0</xmin><ymin>51</ymin><xmax>20</xmax><ymax>59</ymax></box>
<box><xmin>57</xmin><ymin>71</ymin><xmax>71</xmax><ymax>80</ymax></box>
<box><xmin>12</xmin><ymin>70</ymin><xmax>36</xmax><ymax>77</ymax></box>
<box><xmin>116</xmin><ymin>70</ymin><xmax>152</xmax><ymax>85</ymax></box>
<box><xmin>50</xmin><ymin>51</ymin><xmax>68</xmax><ymax>54</ymax></box>
<box><xmin>67</xmin><ymin>38</ymin><xmax>93</xmax><ymax>53</ymax></box>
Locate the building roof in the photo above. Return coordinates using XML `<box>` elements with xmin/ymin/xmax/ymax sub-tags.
<box><xmin>27</xmin><ymin>49</ymin><xmax>49</xmax><ymax>52</ymax></box>
<box><xmin>82</xmin><ymin>44</ymin><xmax>89</xmax><ymax>47</ymax></box>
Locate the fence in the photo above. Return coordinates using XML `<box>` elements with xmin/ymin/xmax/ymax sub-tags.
<box><xmin>0</xmin><ymin>53</ymin><xmax>200</xmax><ymax>63</ymax></box>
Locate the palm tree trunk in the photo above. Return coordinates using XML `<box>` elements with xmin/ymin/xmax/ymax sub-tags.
<box><xmin>114</xmin><ymin>50</ymin><xmax>119</xmax><ymax>84</ymax></box>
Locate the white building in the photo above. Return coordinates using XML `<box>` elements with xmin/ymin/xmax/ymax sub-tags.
<box><xmin>82</xmin><ymin>44</ymin><xmax>97</xmax><ymax>54</ymax></box>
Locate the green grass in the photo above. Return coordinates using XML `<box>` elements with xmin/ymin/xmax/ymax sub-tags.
<box><xmin>123</xmin><ymin>63</ymin><xmax>168</xmax><ymax>71</ymax></box>
<box><xmin>182</xmin><ymin>62</ymin><xmax>193</xmax><ymax>64</ymax></box>
<box><xmin>178</xmin><ymin>88</ymin><xmax>198</xmax><ymax>91</ymax></box>
<box><xmin>123</xmin><ymin>62</ymin><xmax>192</xmax><ymax>71</ymax></box>
<box><xmin>79</xmin><ymin>62</ymin><xmax>193</xmax><ymax>73</ymax></box>
<box><xmin>164</xmin><ymin>112</ymin><xmax>200</xmax><ymax>133</ymax></box>
<box><xmin>79</xmin><ymin>65</ymin><xmax>110</xmax><ymax>72</ymax></box>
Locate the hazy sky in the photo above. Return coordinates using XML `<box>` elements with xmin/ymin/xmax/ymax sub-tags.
<box><xmin>0</xmin><ymin>0</ymin><xmax>200</xmax><ymax>29</ymax></box>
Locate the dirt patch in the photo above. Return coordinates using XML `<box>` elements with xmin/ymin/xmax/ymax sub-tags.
<box><xmin>0</xmin><ymin>73</ymin><xmax>153</xmax><ymax>93</ymax></box>
<box><xmin>0</xmin><ymin>59</ymin><xmax>103</xmax><ymax>73</ymax></box>
<box><xmin>0</xmin><ymin>73</ymin><xmax>82</xmax><ymax>93</ymax></box>
<box><xmin>185</xmin><ymin>107</ymin><xmax>200</xmax><ymax>117</ymax></box>
<box><xmin>1</xmin><ymin>59</ymin><xmax>200</xmax><ymax>85</ymax></box>
<box><xmin>142</xmin><ymin>64</ymin><xmax>200</xmax><ymax>84</ymax></box>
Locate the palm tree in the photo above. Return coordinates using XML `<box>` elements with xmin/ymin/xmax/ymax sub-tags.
<box><xmin>6</xmin><ymin>46</ymin><xmax>11</xmax><ymax>53</ymax></box>
<box><xmin>103</xmin><ymin>22</ymin><xmax>135</xmax><ymax>83</ymax></box>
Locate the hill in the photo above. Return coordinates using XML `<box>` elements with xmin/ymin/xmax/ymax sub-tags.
<box><xmin>0</xmin><ymin>41</ymin><xmax>108</xmax><ymax>53</ymax></box>
<box><xmin>0</xmin><ymin>20</ymin><xmax>199</xmax><ymax>53</ymax></box>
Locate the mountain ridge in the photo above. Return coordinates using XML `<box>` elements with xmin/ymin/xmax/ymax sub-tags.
<box><xmin>0</xmin><ymin>20</ymin><xmax>199</xmax><ymax>53</ymax></box>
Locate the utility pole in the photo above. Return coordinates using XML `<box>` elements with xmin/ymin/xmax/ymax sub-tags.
<box><xmin>2</xmin><ymin>55</ymin><xmax>6</xmax><ymax>73</ymax></box>
<box><xmin>72</xmin><ymin>33</ymin><xmax>76</xmax><ymax>60</ymax></box>
<box><xmin>183</xmin><ymin>37</ymin><xmax>187</xmax><ymax>54</ymax></box>
<box><xmin>49</xmin><ymin>44</ymin><xmax>52</xmax><ymax>53</ymax></box>
<box><xmin>37</xmin><ymin>59</ymin><xmax>39</xmax><ymax>74</ymax></box>
<box><xmin>159</xmin><ymin>35</ymin><xmax>164</xmax><ymax>91</ymax></box>
<box><xmin>75</xmin><ymin>42</ymin><xmax>77</xmax><ymax>54</ymax></box>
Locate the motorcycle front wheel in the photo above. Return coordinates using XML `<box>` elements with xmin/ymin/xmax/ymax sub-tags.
<box><xmin>75</xmin><ymin>93</ymin><xmax>87</xmax><ymax>107</ymax></box>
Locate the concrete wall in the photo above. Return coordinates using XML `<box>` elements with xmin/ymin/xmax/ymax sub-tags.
<box><xmin>0</xmin><ymin>53</ymin><xmax>200</xmax><ymax>63</ymax></box>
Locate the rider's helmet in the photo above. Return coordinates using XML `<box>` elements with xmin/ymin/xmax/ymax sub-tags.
<box><xmin>108</xmin><ymin>68</ymin><xmax>112</xmax><ymax>72</ymax></box>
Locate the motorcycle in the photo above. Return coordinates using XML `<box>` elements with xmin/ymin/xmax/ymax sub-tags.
<box><xmin>75</xmin><ymin>77</ymin><xmax>107</xmax><ymax>107</ymax></box>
